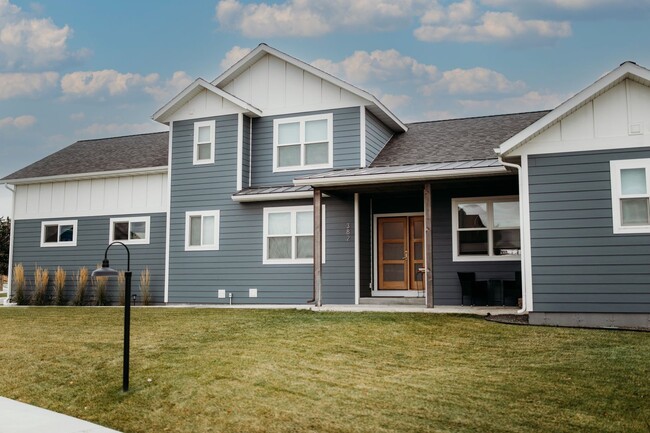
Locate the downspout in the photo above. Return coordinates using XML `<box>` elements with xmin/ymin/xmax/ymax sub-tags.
<box><xmin>497</xmin><ymin>156</ymin><xmax>528</xmax><ymax>315</ymax></box>
<box><xmin>3</xmin><ymin>183</ymin><xmax>15</xmax><ymax>304</ymax></box>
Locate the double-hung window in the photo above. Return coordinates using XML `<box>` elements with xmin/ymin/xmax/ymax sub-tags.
<box><xmin>452</xmin><ymin>196</ymin><xmax>520</xmax><ymax>261</ymax></box>
<box><xmin>263</xmin><ymin>205</ymin><xmax>325</xmax><ymax>264</ymax></box>
<box><xmin>193</xmin><ymin>120</ymin><xmax>215</xmax><ymax>165</ymax></box>
<box><xmin>611</xmin><ymin>159</ymin><xmax>650</xmax><ymax>233</ymax></box>
<box><xmin>185</xmin><ymin>210</ymin><xmax>220</xmax><ymax>251</ymax></box>
<box><xmin>41</xmin><ymin>220</ymin><xmax>77</xmax><ymax>247</ymax></box>
<box><xmin>109</xmin><ymin>216</ymin><xmax>150</xmax><ymax>245</ymax></box>
<box><xmin>273</xmin><ymin>114</ymin><xmax>333</xmax><ymax>171</ymax></box>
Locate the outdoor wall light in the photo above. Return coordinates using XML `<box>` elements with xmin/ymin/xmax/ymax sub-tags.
<box><xmin>92</xmin><ymin>241</ymin><xmax>132</xmax><ymax>392</ymax></box>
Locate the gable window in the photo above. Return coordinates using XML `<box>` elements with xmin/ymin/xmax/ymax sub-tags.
<box><xmin>185</xmin><ymin>210</ymin><xmax>220</xmax><ymax>251</ymax></box>
<box><xmin>273</xmin><ymin>114</ymin><xmax>333</xmax><ymax>172</ymax></box>
<box><xmin>41</xmin><ymin>220</ymin><xmax>77</xmax><ymax>247</ymax></box>
<box><xmin>109</xmin><ymin>216</ymin><xmax>150</xmax><ymax>245</ymax></box>
<box><xmin>452</xmin><ymin>196</ymin><xmax>520</xmax><ymax>261</ymax></box>
<box><xmin>263</xmin><ymin>205</ymin><xmax>326</xmax><ymax>264</ymax></box>
<box><xmin>193</xmin><ymin>120</ymin><xmax>215</xmax><ymax>165</ymax></box>
<box><xmin>610</xmin><ymin>159</ymin><xmax>650</xmax><ymax>233</ymax></box>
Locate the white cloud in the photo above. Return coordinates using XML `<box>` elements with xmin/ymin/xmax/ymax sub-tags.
<box><xmin>0</xmin><ymin>71</ymin><xmax>58</xmax><ymax>99</ymax></box>
<box><xmin>0</xmin><ymin>0</ymin><xmax>83</xmax><ymax>69</ymax></box>
<box><xmin>458</xmin><ymin>90</ymin><xmax>570</xmax><ymax>114</ymax></box>
<box><xmin>61</xmin><ymin>70</ymin><xmax>159</xmax><ymax>97</ymax></box>
<box><xmin>215</xmin><ymin>0</ymin><xmax>421</xmax><ymax>37</ymax></box>
<box><xmin>415</xmin><ymin>7</ymin><xmax>571</xmax><ymax>43</ymax></box>
<box><xmin>380</xmin><ymin>93</ymin><xmax>412</xmax><ymax>111</ymax></box>
<box><xmin>76</xmin><ymin>122</ymin><xmax>167</xmax><ymax>139</ymax></box>
<box><xmin>426</xmin><ymin>67</ymin><xmax>526</xmax><ymax>95</ymax></box>
<box><xmin>220</xmin><ymin>45</ymin><xmax>252</xmax><ymax>71</ymax></box>
<box><xmin>69</xmin><ymin>112</ymin><xmax>85</xmax><ymax>121</ymax></box>
<box><xmin>0</xmin><ymin>114</ymin><xmax>36</xmax><ymax>128</ymax></box>
<box><xmin>144</xmin><ymin>71</ymin><xmax>193</xmax><ymax>102</ymax></box>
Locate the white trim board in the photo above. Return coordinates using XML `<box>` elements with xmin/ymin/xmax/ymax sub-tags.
<box><xmin>164</xmin><ymin>121</ymin><xmax>173</xmax><ymax>304</ymax></box>
<box><xmin>231</xmin><ymin>191</ymin><xmax>314</xmax><ymax>202</ymax></box>
<box><xmin>359</xmin><ymin>107</ymin><xmax>366</xmax><ymax>168</ymax></box>
<box><xmin>236</xmin><ymin>113</ymin><xmax>244</xmax><ymax>191</ymax></box>
<box><xmin>3</xmin><ymin>166</ymin><xmax>168</xmax><ymax>185</ymax></box>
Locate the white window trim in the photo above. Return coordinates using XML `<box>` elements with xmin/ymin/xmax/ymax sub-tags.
<box><xmin>272</xmin><ymin>113</ymin><xmax>334</xmax><ymax>173</ymax></box>
<box><xmin>451</xmin><ymin>195</ymin><xmax>521</xmax><ymax>262</ymax></box>
<box><xmin>109</xmin><ymin>216</ymin><xmax>151</xmax><ymax>245</ymax></box>
<box><xmin>40</xmin><ymin>219</ymin><xmax>78</xmax><ymax>247</ymax></box>
<box><xmin>185</xmin><ymin>210</ymin><xmax>220</xmax><ymax>251</ymax></box>
<box><xmin>263</xmin><ymin>205</ymin><xmax>326</xmax><ymax>265</ymax></box>
<box><xmin>193</xmin><ymin>120</ymin><xmax>215</xmax><ymax>165</ymax></box>
<box><xmin>610</xmin><ymin>158</ymin><xmax>650</xmax><ymax>234</ymax></box>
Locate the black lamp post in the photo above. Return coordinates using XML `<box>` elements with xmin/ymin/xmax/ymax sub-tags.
<box><xmin>92</xmin><ymin>241</ymin><xmax>132</xmax><ymax>392</ymax></box>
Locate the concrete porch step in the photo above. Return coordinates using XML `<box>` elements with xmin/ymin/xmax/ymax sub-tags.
<box><xmin>359</xmin><ymin>297</ymin><xmax>426</xmax><ymax>306</ymax></box>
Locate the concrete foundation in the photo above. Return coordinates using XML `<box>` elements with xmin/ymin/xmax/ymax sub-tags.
<box><xmin>529</xmin><ymin>312</ymin><xmax>650</xmax><ymax>330</ymax></box>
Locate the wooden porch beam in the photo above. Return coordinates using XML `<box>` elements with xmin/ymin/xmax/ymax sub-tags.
<box><xmin>424</xmin><ymin>183</ymin><xmax>434</xmax><ymax>308</ymax></box>
<box><xmin>313</xmin><ymin>188</ymin><xmax>323</xmax><ymax>307</ymax></box>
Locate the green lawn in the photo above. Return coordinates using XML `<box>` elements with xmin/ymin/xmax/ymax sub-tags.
<box><xmin>1</xmin><ymin>308</ymin><xmax>649</xmax><ymax>433</ymax></box>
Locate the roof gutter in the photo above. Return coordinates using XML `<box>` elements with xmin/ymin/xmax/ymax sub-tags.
<box><xmin>497</xmin><ymin>155</ymin><xmax>527</xmax><ymax>315</ymax></box>
<box><xmin>293</xmin><ymin>166</ymin><xmax>508</xmax><ymax>188</ymax></box>
<box><xmin>231</xmin><ymin>191</ymin><xmax>314</xmax><ymax>202</ymax></box>
<box><xmin>2</xmin><ymin>166</ymin><xmax>168</xmax><ymax>185</ymax></box>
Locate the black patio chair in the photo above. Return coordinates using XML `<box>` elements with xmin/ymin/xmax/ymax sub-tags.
<box><xmin>458</xmin><ymin>272</ymin><xmax>488</xmax><ymax>306</ymax></box>
<box><xmin>503</xmin><ymin>271</ymin><xmax>522</xmax><ymax>307</ymax></box>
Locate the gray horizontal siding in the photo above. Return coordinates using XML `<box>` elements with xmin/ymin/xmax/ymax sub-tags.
<box><xmin>529</xmin><ymin>148</ymin><xmax>650</xmax><ymax>313</ymax></box>
<box><xmin>251</xmin><ymin>107</ymin><xmax>361</xmax><ymax>186</ymax></box>
<box><xmin>169</xmin><ymin>114</ymin><xmax>354</xmax><ymax>304</ymax></box>
<box><xmin>242</xmin><ymin>115</ymin><xmax>251</xmax><ymax>188</ymax></box>
<box><xmin>365</xmin><ymin>109</ymin><xmax>393</xmax><ymax>166</ymax></box>
<box><xmin>11</xmin><ymin>213</ymin><xmax>166</xmax><ymax>304</ymax></box>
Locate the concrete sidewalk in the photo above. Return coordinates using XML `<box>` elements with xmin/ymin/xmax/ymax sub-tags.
<box><xmin>0</xmin><ymin>397</ymin><xmax>121</xmax><ymax>433</ymax></box>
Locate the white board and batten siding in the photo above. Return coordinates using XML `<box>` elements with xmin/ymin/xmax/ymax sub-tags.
<box><xmin>510</xmin><ymin>79</ymin><xmax>650</xmax><ymax>156</ymax></box>
<box><xmin>13</xmin><ymin>173</ymin><xmax>168</xmax><ymax>220</ymax></box>
<box><xmin>222</xmin><ymin>54</ymin><xmax>368</xmax><ymax>117</ymax></box>
<box><xmin>165</xmin><ymin>89</ymin><xmax>251</xmax><ymax>123</ymax></box>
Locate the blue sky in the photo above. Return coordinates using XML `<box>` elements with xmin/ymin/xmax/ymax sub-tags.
<box><xmin>1</xmin><ymin>0</ymin><xmax>650</xmax><ymax>217</ymax></box>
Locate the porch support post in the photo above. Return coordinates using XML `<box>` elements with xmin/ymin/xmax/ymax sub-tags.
<box><xmin>424</xmin><ymin>183</ymin><xmax>434</xmax><ymax>308</ymax></box>
<box><xmin>313</xmin><ymin>188</ymin><xmax>323</xmax><ymax>307</ymax></box>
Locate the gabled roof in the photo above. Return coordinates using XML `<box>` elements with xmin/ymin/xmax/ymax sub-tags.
<box><xmin>212</xmin><ymin>43</ymin><xmax>407</xmax><ymax>133</ymax></box>
<box><xmin>371</xmin><ymin>111</ymin><xmax>549</xmax><ymax>167</ymax></box>
<box><xmin>1</xmin><ymin>132</ymin><xmax>169</xmax><ymax>183</ymax></box>
<box><xmin>499</xmin><ymin>61</ymin><xmax>650</xmax><ymax>156</ymax></box>
<box><xmin>152</xmin><ymin>78</ymin><xmax>262</xmax><ymax>124</ymax></box>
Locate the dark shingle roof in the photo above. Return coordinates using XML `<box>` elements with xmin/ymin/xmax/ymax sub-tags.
<box><xmin>370</xmin><ymin>111</ymin><xmax>549</xmax><ymax>167</ymax></box>
<box><xmin>2</xmin><ymin>132</ymin><xmax>169</xmax><ymax>181</ymax></box>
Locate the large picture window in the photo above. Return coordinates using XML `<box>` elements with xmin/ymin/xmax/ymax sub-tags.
<box><xmin>452</xmin><ymin>196</ymin><xmax>520</xmax><ymax>261</ymax></box>
<box><xmin>41</xmin><ymin>220</ymin><xmax>77</xmax><ymax>247</ymax></box>
<box><xmin>185</xmin><ymin>210</ymin><xmax>220</xmax><ymax>251</ymax></box>
<box><xmin>610</xmin><ymin>159</ymin><xmax>650</xmax><ymax>233</ymax></box>
<box><xmin>109</xmin><ymin>216</ymin><xmax>150</xmax><ymax>245</ymax></box>
<box><xmin>273</xmin><ymin>114</ymin><xmax>333</xmax><ymax>172</ymax></box>
<box><xmin>263</xmin><ymin>205</ymin><xmax>325</xmax><ymax>264</ymax></box>
<box><xmin>193</xmin><ymin>120</ymin><xmax>215</xmax><ymax>165</ymax></box>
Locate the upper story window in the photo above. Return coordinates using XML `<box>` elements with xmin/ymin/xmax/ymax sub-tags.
<box><xmin>109</xmin><ymin>216</ymin><xmax>150</xmax><ymax>245</ymax></box>
<box><xmin>185</xmin><ymin>210</ymin><xmax>220</xmax><ymax>251</ymax></box>
<box><xmin>263</xmin><ymin>205</ymin><xmax>326</xmax><ymax>264</ymax></box>
<box><xmin>610</xmin><ymin>159</ymin><xmax>650</xmax><ymax>234</ymax></box>
<box><xmin>273</xmin><ymin>114</ymin><xmax>333</xmax><ymax>172</ymax></box>
<box><xmin>193</xmin><ymin>120</ymin><xmax>215</xmax><ymax>165</ymax></box>
<box><xmin>452</xmin><ymin>196</ymin><xmax>520</xmax><ymax>261</ymax></box>
<box><xmin>41</xmin><ymin>220</ymin><xmax>77</xmax><ymax>247</ymax></box>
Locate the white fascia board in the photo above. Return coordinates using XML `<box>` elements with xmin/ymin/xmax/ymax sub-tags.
<box><xmin>2</xmin><ymin>166</ymin><xmax>168</xmax><ymax>185</ymax></box>
<box><xmin>231</xmin><ymin>191</ymin><xmax>314</xmax><ymax>202</ymax></box>
<box><xmin>293</xmin><ymin>166</ymin><xmax>508</xmax><ymax>187</ymax></box>
<box><xmin>212</xmin><ymin>44</ymin><xmax>407</xmax><ymax>133</ymax></box>
<box><xmin>152</xmin><ymin>78</ymin><xmax>262</xmax><ymax>124</ymax></box>
<box><xmin>499</xmin><ymin>62</ymin><xmax>650</xmax><ymax>157</ymax></box>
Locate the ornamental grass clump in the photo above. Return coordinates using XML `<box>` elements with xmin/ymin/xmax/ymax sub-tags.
<box><xmin>12</xmin><ymin>263</ymin><xmax>26</xmax><ymax>305</ymax></box>
<box><xmin>31</xmin><ymin>266</ymin><xmax>49</xmax><ymax>305</ymax></box>
<box><xmin>94</xmin><ymin>264</ymin><xmax>109</xmax><ymax>306</ymax></box>
<box><xmin>53</xmin><ymin>266</ymin><xmax>67</xmax><ymax>306</ymax></box>
<box><xmin>139</xmin><ymin>267</ymin><xmax>152</xmax><ymax>306</ymax></box>
<box><xmin>118</xmin><ymin>271</ymin><xmax>126</xmax><ymax>306</ymax></box>
<box><xmin>71</xmin><ymin>267</ymin><xmax>89</xmax><ymax>306</ymax></box>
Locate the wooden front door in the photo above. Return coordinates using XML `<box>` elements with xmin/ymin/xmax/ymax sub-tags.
<box><xmin>378</xmin><ymin>216</ymin><xmax>424</xmax><ymax>291</ymax></box>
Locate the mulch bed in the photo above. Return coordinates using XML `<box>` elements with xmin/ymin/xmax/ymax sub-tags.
<box><xmin>485</xmin><ymin>313</ymin><xmax>529</xmax><ymax>326</ymax></box>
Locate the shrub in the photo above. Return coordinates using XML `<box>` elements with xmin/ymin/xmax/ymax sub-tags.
<box><xmin>31</xmin><ymin>266</ymin><xmax>49</xmax><ymax>305</ymax></box>
<box><xmin>139</xmin><ymin>267</ymin><xmax>152</xmax><ymax>306</ymax></box>
<box><xmin>53</xmin><ymin>266</ymin><xmax>67</xmax><ymax>306</ymax></box>
<box><xmin>118</xmin><ymin>271</ymin><xmax>126</xmax><ymax>306</ymax></box>
<box><xmin>93</xmin><ymin>264</ymin><xmax>109</xmax><ymax>306</ymax></box>
<box><xmin>71</xmin><ymin>267</ymin><xmax>89</xmax><ymax>306</ymax></box>
<box><xmin>12</xmin><ymin>263</ymin><xmax>26</xmax><ymax>305</ymax></box>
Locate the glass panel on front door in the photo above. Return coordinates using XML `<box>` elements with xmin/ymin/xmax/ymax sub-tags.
<box><xmin>378</xmin><ymin>216</ymin><xmax>424</xmax><ymax>291</ymax></box>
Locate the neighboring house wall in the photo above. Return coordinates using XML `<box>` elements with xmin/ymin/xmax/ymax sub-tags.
<box><xmin>528</xmin><ymin>148</ymin><xmax>650</xmax><ymax>313</ymax></box>
<box><xmin>11</xmin><ymin>213</ymin><xmax>166</xmax><ymax>303</ymax></box>
<box><xmin>168</xmin><ymin>114</ymin><xmax>355</xmax><ymax>304</ymax></box>
<box><xmin>365</xmin><ymin>110</ymin><xmax>393</xmax><ymax>166</ymax></box>
<box><xmin>250</xmin><ymin>107</ymin><xmax>361</xmax><ymax>186</ymax></box>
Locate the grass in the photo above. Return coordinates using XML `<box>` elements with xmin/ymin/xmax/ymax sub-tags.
<box><xmin>1</xmin><ymin>308</ymin><xmax>649</xmax><ymax>433</ymax></box>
